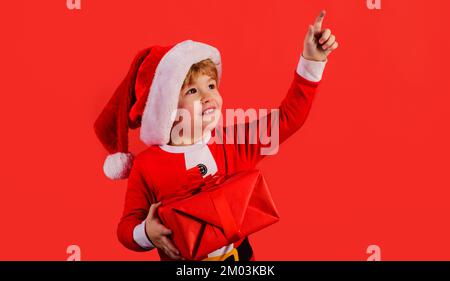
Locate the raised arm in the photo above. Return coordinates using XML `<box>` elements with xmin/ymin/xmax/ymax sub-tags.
<box><xmin>224</xmin><ymin>10</ymin><xmax>338</xmax><ymax>167</ymax></box>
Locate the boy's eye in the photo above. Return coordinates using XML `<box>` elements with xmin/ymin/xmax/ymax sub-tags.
<box><xmin>209</xmin><ymin>84</ymin><xmax>215</xmax><ymax>90</ymax></box>
<box><xmin>187</xmin><ymin>88</ymin><xmax>197</xmax><ymax>95</ymax></box>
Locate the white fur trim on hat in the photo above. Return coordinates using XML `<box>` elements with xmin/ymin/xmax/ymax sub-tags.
<box><xmin>103</xmin><ymin>152</ymin><xmax>134</xmax><ymax>180</ymax></box>
<box><xmin>140</xmin><ymin>40</ymin><xmax>222</xmax><ymax>146</ymax></box>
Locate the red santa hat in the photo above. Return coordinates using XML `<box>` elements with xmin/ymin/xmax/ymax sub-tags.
<box><xmin>94</xmin><ymin>40</ymin><xmax>222</xmax><ymax>180</ymax></box>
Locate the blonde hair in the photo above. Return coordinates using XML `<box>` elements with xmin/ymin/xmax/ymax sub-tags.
<box><xmin>182</xmin><ymin>59</ymin><xmax>218</xmax><ymax>89</ymax></box>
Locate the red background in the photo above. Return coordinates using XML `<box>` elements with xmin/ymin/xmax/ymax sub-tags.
<box><xmin>1</xmin><ymin>0</ymin><xmax>450</xmax><ymax>260</ymax></box>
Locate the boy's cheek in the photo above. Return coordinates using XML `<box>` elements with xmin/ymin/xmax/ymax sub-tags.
<box><xmin>215</xmin><ymin>94</ymin><xmax>223</xmax><ymax>110</ymax></box>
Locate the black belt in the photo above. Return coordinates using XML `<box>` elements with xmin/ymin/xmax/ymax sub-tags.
<box><xmin>224</xmin><ymin>237</ymin><xmax>253</xmax><ymax>261</ymax></box>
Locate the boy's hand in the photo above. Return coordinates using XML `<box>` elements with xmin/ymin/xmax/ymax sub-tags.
<box><xmin>303</xmin><ymin>10</ymin><xmax>339</xmax><ymax>62</ymax></box>
<box><xmin>145</xmin><ymin>202</ymin><xmax>185</xmax><ymax>260</ymax></box>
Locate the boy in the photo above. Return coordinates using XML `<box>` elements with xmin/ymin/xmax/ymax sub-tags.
<box><xmin>94</xmin><ymin>10</ymin><xmax>338</xmax><ymax>261</ymax></box>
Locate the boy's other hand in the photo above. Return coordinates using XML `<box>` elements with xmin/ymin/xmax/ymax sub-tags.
<box><xmin>303</xmin><ymin>10</ymin><xmax>339</xmax><ymax>62</ymax></box>
<box><xmin>145</xmin><ymin>202</ymin><xmax>185</xmax><ymax>260</ymax></box>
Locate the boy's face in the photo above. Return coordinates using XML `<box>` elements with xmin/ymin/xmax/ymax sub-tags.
<box><xmin>176</xmin><ymin>74</ymin><xmax>223</xmax><ymax>137</ymax></box>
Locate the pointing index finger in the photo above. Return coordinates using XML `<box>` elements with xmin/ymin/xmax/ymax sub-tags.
<box><xmin>313</xmin><ymin>10</ymin><xmax>326</xmax><ymax>32</ymax></box>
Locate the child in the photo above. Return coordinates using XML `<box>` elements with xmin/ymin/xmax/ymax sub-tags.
<box><xmin>94</xmin><ymin>10</ymin><xmax>338</xmax><ymax>261</ymax></box>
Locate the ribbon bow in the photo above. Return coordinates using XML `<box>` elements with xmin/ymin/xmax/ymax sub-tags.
<box><xmin>161</xmin><ymin>173</ymin><xmax>228</xmax><ymax>205</ymax></box>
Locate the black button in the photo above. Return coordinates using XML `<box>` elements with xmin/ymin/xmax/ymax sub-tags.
<box><xmin>197</xmin><ymin>164</ymin><xmax>208</xmax><ymax>176</ymax></box>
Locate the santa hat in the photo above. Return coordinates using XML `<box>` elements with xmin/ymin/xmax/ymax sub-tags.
<box><xmin>94</xmin><ymin>40</ymin><xmax>222</xmax><ymax>180</ymax></box>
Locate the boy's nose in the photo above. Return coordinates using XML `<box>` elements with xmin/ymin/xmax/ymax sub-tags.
<box><xmin>200</xmin><ymin>92</ymin><xmax>214</xmax><ymax>104</ymax></box>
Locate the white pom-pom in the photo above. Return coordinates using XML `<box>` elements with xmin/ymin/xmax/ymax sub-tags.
<box><xmin>103</xmin><ymin>152</ymin><xmax>134</xmax><ymax>180</ymax></box>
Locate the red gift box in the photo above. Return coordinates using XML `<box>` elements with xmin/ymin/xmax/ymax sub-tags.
<box><xmin>157</xmin><ymin>169</ymin><xmax>280</xmax><ymax>260</ymax></box>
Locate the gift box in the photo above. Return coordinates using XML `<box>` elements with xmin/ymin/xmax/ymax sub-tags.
<box><xmin>157</xmin><ymin>169</ymin><xmax>280</xmax><ymax>260</ymax></box>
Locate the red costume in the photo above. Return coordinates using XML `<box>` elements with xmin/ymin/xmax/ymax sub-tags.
<box><xmin>94</xmin><ymin>40</ymin><xmax>326</xmax><ymax>260</ymax></box>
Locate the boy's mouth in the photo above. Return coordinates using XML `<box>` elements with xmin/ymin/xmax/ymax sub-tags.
<box><xmin>202</xmin><ymin>106</ymin><xmax>217</xmax><ymax>116</ymax></box>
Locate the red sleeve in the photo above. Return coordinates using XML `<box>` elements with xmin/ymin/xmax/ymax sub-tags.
<box><xmin>116</xmin><ymin>160</ymin><xmax>155</xmax><ymax>252</ymax></box>
<box><xmin>225</xmin><ymin>71</ymin><xmax>320</xmax><ymax>168</ymax></box>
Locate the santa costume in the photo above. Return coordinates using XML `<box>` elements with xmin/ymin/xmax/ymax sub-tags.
<box><xmin>94</xmin><ymin>39</ymin><xmax>326</xmax><ymax>261</ymax></box>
